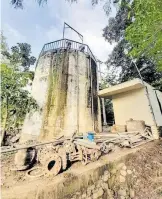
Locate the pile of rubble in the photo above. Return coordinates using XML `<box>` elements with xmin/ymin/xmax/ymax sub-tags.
<box><xmin>1</xmin><ymin>126</ymin><xmax>154</xmax><ymax>179</ymax></box>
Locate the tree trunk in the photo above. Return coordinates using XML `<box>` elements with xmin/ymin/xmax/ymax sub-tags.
<box><xmin>1</xmin><ymin>97</ymin><xmax>8</xmax><ymax>146</ymax></box>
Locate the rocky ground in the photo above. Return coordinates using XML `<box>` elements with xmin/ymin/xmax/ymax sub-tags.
<box><xmin>67</xmin><ymin>141</ymin><xmax>162</xmax><ymax>199</ymax></box>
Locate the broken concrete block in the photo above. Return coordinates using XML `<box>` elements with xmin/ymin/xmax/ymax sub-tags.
<box><xmin>93</xmin><ymin>188</ymin><xmax>104</xmax><ymax>199</ymax></box>
<box><xmin>117</xmin><ymin>163</ymin><xmax>125</xmax><ymax>170</ymax></box>
<box><xmin>129</xmin><ymin>189</ymin><xmax>135</xmax><ymax>198</ymax></box>
<box><xmin>127</xmin><ymin>170</ymin><xmax>132</xmax><ymax>175</ymax></box>
<box><xmin>119</xmin><ymin>175</ymin><xmax>126</xmax><ymax>183</ymax></box>
<box><xmin>118</xmin><ymin>189</ymin><xmax>127</xmax><ymax>197</ymax></box>
<box><xmin>103</xmin><ymin>174</ymin><xmax>109</xmax><ymax>182</ymax></box>
<box><xmin>122</xmin><ymin>165</ymin><xmax>127</xmax><ymax>170</ymax></box>
<box><xmin>120</xmin><ymin>170</ymin><xmax>127</xmax><ymax>177</ymax></box>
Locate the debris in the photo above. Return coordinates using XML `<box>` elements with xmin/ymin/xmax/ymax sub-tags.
<box><xmin>118</xmin><ymin>189</ymin><xmax>127</xmax><ymax>197</ymax></box>
<box><xmin>1</xmin><ymin>127</ymin><xmax>154</xmax><ymax>179</ymax></box>
<box><xmin>111</xmin><ymin>125</ymin><xmax>126</xmax><ymax>133</ymax></box>
<box><xmin>44</xmin><ymin>154</ymin><xmax>62</xmax><ymax>176</ymax></box>
<box><xmin>93</xmin><ymin>188</ymin><xmax>104</xmax><ymax>198</ymax></box>
<box><xmin>126</xmin><ymin>119</ymin><xmax>145</xmax><ymax>132</ymax></box>
<box><xmin>119</xmin><ymin>175</ymin><xmax>126</xmax><ymax>183</ymax></box>
<box><xmin>74</xmin><ymin>139</ymin><xmax>100</xmax><ymax>149</ymax></box>
<box><xmin>26</xmin><ymin>167</ymin><xmax>44</xmax><ymax>178</ymax></box>
<box><xmin>120</xmin><ymin>170</ymin><xmax>127</xmax><ymax>177</ymax></box>
<box><xmin>13</xmin><ymin>147</ymin><xmax>36</xmax><ymax>171</ymax></box>
<box><xmin>127</xmin><ymin>170</ymin><xmax>132</xmax><ymax>175</ymax></box>
<box><xmin>129</xmin><ymin>189</ymin><xmax>135</xmax><ymax>198</ymax></box>
<box><xmin>10</xmin><ymin>134</ymin><xmax>20</xmax><ymax>144</ymax></box>
<box><xmin>100</xmin><ymin>142</ymin><xmax>115</xmax><ymax>153</ymax></box>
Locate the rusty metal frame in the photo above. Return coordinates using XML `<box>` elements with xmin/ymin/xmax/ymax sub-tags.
<box><xmin>63</xmin><ymin>22</ymin><xmax>83</xmax><ymax>43</ymax></box>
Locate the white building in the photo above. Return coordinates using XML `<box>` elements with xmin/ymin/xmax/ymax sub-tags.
<box><xmin>98</xmin><ymin>78</ymin><xmax>162</xmax><ymax>139</ymax></box>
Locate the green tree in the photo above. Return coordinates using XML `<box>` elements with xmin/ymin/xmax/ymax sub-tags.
<box><xmin>1</xmin><ymin>39</ymin><xmax>38</xmax><ymax>145</ymax></box>
<box><xmin>102</xmin><ymin>0</ymin><xmax>162</xmax><ymax>123</ymax></box>
<box><xmin>1</xmin><ymin>64</ymin><xmax>37</xmax><ymax>128</ymax></box>
<box><xmin>106</xmin><ymin>40</ymin><xmax>162</xmax><ymax>91</ymax></box>
<box><xmin>103</xmin><ymin>0</ymin><xmax>162</xmax><ymax>90</ymax></box>
<box><xmin>2</xmin><ymin>43</ymin><xmax>36</xmax><ymax>72</ymax></box>
<box><xmin>11</xmin><ymin>0</ymin><xmax>47</xmax><ymax>8</ymax></box>
<box><xmin>0</xmin><ymin>32</ymin><xmax>8</xmax><ymax>52</ymax></box>
<box><xmin>125</xmin><ymin>0</ymin><xmax>162</xmax><ymax>70</ymax></box>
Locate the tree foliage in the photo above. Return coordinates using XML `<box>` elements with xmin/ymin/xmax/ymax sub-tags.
<box><xmin>106</xmin><ymin>40</ymin><xmax>162</xmax><ymax>91</ymax></box>
<box><xmin>2</xmin><ymin>43</ymin><xmax>36</xmax><ymax>72</ymax></box>
<box><xmin>125</xmin><ymin>0</ymin><xmax>162</xmax><ymax>70</ymax></box>
<box><xmin>1</xmin><ymin>64</ymin><xmax>37</xmax><ymax>128</ymax></box>
<box><xmin>1</xmin><ymin>38</ymin><xmax>38</xmax><ymax>131</ymax></box>
<box><xmin>103</xmin><ymin>0</ymin><xmax>162</xmax><ymax>89</ymax></box>
<box><xmin>102</xmin><ymin>0</ymin><xmax>162</xmax><ymax>123</ymax></box>
<box><xmin>103</xmin><ymin>0</ymin><xmax>132</xmax><ymax>43</ymax></box>
<box><xmin>10</xmin><ymin>0</ymin><xmax>48</xmax><ymax>8</ymax></box>
<box><xmin>10</xmin><ymin>0</ymin><xmax>78</xmax><ymax>8</ymax></box>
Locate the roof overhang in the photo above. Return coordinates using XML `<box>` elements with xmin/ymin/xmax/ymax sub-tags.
<box><xmin>98</xmin><ymin>78</ymin><xmax>145</xmax><ymax>98</ymax></box>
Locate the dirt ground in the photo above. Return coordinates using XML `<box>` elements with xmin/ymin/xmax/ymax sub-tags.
<box><xmin>1</xmin><ymin>141</ymin><xmax>162</xmax><ymax>199</ymax></box>
<box><xmin>125</xmin><ymin>141</ymin><xmax>162</xmax><ymax>199</ymax></box>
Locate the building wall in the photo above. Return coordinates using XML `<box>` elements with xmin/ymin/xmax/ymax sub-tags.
<box><xmin>145</xmin><ymin>83</ymin><xmax>162</xmax><ymax>126</ymax></box>
<box><xmin>20</xmin><ymin>53</ymin><xmax>52</xmax><ymax>143</ymax></box>
<box><xmin>112</xmin><ymin>88</ymin><xmax>154</xmax><ymax>126</ymax></box>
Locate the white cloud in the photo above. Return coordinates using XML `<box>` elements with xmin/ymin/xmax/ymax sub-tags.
<box><xmin>46</xmin><ymin>0</ymin><xmax>115</xmax><ymax>62</ymax></box>
<box><xmin>2</xmin><ymin>24</ymin><xmax>26</xmax><ymax>46</ymax></box>
<box><xmin>2</xmin><ymin>0</ymin><xmax>116</xmax><ymax>66</ymax></box>
<box><xmin>46</xmin><ymin>26</ymin><xmax>62</xmax><ymax>42</ymax></box>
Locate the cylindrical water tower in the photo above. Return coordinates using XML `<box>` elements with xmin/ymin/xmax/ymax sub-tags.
<box><xmin>20</xmin><ymin>39</ymin><xmax>101</xmax><ymax>142</ymax></box>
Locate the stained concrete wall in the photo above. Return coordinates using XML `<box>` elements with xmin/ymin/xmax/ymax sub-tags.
<box><xmin>20</xmin><ymin>50</ymin><xmax>101</xmax><ymax>142</ymax></box>
<box><xmin>20</xmin><ymin>53</ymin><xmax>52</xmax><ymax>142</ymax></box>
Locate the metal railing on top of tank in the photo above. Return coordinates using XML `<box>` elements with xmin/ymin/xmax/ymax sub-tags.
<box><xmin>39</xmin><ymin>39</ymin><xmax>96</xmax><ymax>62</ymax></box>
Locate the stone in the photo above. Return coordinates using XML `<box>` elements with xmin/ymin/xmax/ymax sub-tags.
<box><xmin>117</xmin><ymin>163</ymin><xmax>125</xmax><ymax>170</ymax></box>
<box><xmin>104</xmin><ymin>170</ymin><xmax>109</xmax><ymax>175</ymax></box>
<box><xmin>101</xmin><ymin>183</ymin><xmax>108</xmax><ymax>190</ymax></box>
<box><xmin>122</xmin><ymin>166</ymin><xmax>127</xmax><ymax>170</ymax></box>
<box><xmin>118</xmin><ymin>189</ymin><xmax>127</xmax><ymax>197</ymax></box>
<box><xmin>127</xmin><ymin>170</ymin><xmax>132</xmax><ymax>175</ymax></box>
<box><xmin>130</xmin><ymin>189</ymin><xmax>135</xmax><ymax>198</ymax></box>
<box><xmin>107</xmin><ymin>189</ymin><xmax>113</xmax><ymax>198</ymax></box>
<box><xmin>120</xmin><ymin>196</ymin><xmax>126</xmax><ymax>199</ymax></box>
<box><xmin>111</xmin><ymin>168</ymin><xmax>116</xmax><ymax>174</ymax></box>
<box><xmin>82</xmin><ymin>193</ymin><xmax>87</xmax><ymax>199</ymax></box>
<box><xmin>119</xmin><ymin>175</ymin><xmax>126</xmax><ymax>183</ymax></box>
<box><xmin>120</xmin><ymin>170</ymin><xmax>127</xmax><ymax>177</ymax></box>
<box><xmin>97</xmin><ymin>180</ymin><xmax>102</xmax><ymax>186</ymax></box>
<box><xmin>93</xmin><ymin>188</ymin><xmax>104</xmax><ymax>199</ymax></box>
<box><xmin>103</xmin><ymin>174</ymin><xmax>109</xmax><ymax>182</ymax></box>
<box><xmin>87</xmin><ymin>190</ymin><xmax>92</xmax><ymax>197</ymax></box>
<box><xmin>89</xmin><ymin>185</ymin><xmax>95</xmax><ymax>191</ymax></box>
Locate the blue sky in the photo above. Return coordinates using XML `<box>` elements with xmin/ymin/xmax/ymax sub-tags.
<box><xmin>1</xmin><ymin>0</ymin><xmax>115</xmax><ymax>62</ymax></box>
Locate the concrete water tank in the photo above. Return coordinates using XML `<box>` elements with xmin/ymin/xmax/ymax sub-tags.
<box><xmin>20</xmin><ymin>39</ymin><xmax>101</xmax><ymax>142</ymax></box>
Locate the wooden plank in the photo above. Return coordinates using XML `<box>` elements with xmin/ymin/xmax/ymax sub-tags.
<box><xmin>1</xmin><ymin>139</ymin><xmax>66</xmax><ymax>153</ymax></box>
<box><xmin>130</xmin><ymin>139</ymin><xmax>153</xmax><ymax>148</ymax></box>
